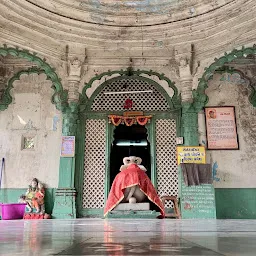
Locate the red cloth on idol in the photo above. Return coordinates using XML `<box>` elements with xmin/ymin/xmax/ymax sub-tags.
<box><xmin>104</xmin><ymin>164</ymin><xmax>165</xmax><ymax>217</ymax></box>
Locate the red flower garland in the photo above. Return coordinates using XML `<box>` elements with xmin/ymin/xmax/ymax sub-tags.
<box><xmin>136</xmin><ymin>116</ymin><xmax>148</xmax><ymax>126</ymax></box>
<box><xmin>108</xmin><ymin>115</ymin><xmax>152</xmax><ymax>126</ymax></box>
<box><xmin>124</xmin><ymin>117</ymin><xmax>134</xmax><ymax>126</ymax></box>
<box><xmin>111</xmin><ymin>115</ymin><xmax>122</xmax><ymax>126</ymax></box>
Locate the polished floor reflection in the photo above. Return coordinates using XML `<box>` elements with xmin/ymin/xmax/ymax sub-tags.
<box><xmin>0</xmin><ymin>219</ymin><xmax>256</xmax><ymax>255</ymax></box>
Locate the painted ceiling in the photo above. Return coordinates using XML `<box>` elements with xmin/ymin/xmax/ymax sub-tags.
<box><xmin>27</xmin><ymin>0</ymin><xmax>234</xmax><ymax>26</ymax></box>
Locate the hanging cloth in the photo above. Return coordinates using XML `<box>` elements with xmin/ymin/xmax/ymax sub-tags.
<box><xmin>181</xmin><ymin>163</ymin><xmax>200</xmax><ymax>186</ymax></box>
<box><xmin>181</xmin><ymin>163</ymin><xmax>213</xmax><ymax>186</ymax></box>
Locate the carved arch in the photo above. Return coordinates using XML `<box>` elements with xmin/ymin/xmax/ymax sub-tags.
<box><xmin>80</xmin><ymin>69</ymin><xmax>181</xmax><ymax>111</ymax></box>
<box><xmin>0</xmin><ymin>45</ymin><xmax>67</xmax><ymax>111</ymax></box>
<box><xmin>193</xmin><ymin>46</ymin><xmax>256</xmax><ymax>110</ymax></box>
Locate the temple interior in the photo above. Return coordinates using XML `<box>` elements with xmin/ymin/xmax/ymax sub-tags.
<box><xmin>0</xmin><ymin>0</ymin><xmax>256</xmax><ymax>255</ymax></box>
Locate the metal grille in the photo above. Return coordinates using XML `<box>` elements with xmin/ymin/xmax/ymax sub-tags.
<box><xmin>156</xmin><ymin>119</ymin><xmax>178</xmax><ymax>208</ymax></box>
<box><xmin>91</xmin><ymin>78</ymin><xmax>169</xmax><ymax>111</ymax></box>
<box><xmin>83</xmin><ymin>119</ymin><xmax>106</xmax><ymax>209</ymax></box>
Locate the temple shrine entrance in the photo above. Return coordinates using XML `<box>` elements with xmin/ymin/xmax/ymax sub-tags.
<box><xmin>78</xmin><ymin>74</ymin><xmax>181</xmax><ymax>218</ymax></box>
<box><xmin>110</xmin><ymin>124</ymin><xmax>151</xmax><ymax>185</ymax></box>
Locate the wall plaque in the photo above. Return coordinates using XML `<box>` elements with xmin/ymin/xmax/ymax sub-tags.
<box><xmin>177</xmin><ymin>146</ymin><xmax>206</xmax><ymax>165</ymax></box>
<box><xmin>61</xmin><ymin>136</ymin><xmax>75</xmax><ymax>157</ymax></box>
<box><xmin>205</xmin><ymin>106</ymin><xmax>239</xmax><ymax>150</ymax></box>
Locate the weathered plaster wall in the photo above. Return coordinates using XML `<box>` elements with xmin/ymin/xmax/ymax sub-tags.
<box><xmin>0</xmin><ymin>73</ymin><xmax>62</xmax><ymax>188</ymax></box>
<box><xmin>201</xmin><ymin>73</ymin><xmax>256</xmax><ymax>188</ymax></box>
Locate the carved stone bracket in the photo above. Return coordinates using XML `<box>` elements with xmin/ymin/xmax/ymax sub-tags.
<box><xmin>66</xmin><ymin>46</ymin><xmax>87</xmax><ymax>103</ymax></box>
<box><xmin>174</xmin><ymin>44</ymin><xmax>194</xmax><ymax>103</ymax></box>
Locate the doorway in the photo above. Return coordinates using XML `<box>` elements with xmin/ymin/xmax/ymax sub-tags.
<box><xmin>78</xmin><ymin>74</ymin><xmax>180</xmax><ymax>217</ymax></box>
<box><xmin>110</xmin><ymin>124</ymin><xmax>151</xmax><ymax>185</ymax></box>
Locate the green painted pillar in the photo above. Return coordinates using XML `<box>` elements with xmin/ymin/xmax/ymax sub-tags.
<box><xmin>180</xmin><ymin>102</ymin><xmax>217</xmax><ymax>219</ymax></box>
<box><xmin>181</xmin><ymin>103</ymin><xmax>199</xmax><ymax>146</ymax></box>
<box><xmin>52</xmin><ymin>103</ymin><xmax>79</xmax><ymax>219</ymax></box>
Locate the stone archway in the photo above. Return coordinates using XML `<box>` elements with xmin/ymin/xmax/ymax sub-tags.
<box><xmin>76</xmin><ymin>70</ymin><xmax>181</xmax><ymax>218</ymax></box>
<box><xmin>193</xmin><ymin>46</ymin><xmax>256</xmax><ymax>110</ymax></box>
<box><xmin>0</xmin><ymin>46</ymin><xmax>66</xmax><ymax>111</ymax></box>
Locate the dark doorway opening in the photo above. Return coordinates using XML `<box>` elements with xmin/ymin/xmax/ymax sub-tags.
<box><xmin>110</xmin><ymin>124</ymin><xmax>151</xmax><ymax>185</ymax></box>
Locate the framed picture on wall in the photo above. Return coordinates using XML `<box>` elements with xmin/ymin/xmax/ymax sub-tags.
<box><xmin>61</xmin><ymin>136</ymin><xmax>75</xmax><ymax>157</ymax></box>
<box><xmin>205</xmin><ymin>106</ymin><xmax>239</xmax><ymax>150</ymax></box>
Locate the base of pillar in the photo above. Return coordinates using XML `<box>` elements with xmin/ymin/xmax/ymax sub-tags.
<box><xmin>52</xmin><ymin>188</ymin><xmax>77</xmax><ymax>219</ymax></box>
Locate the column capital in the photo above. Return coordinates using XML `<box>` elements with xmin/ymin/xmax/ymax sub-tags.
<box><xmin>174</xmin><ymin>44</ymin><xmax>194</xmax><ymax>103</ymax></box>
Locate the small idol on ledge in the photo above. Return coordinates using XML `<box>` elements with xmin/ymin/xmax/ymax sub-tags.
<box><xmin>19</xmin><ymin>178</ymin><xmax>46</xmax><ymax>215</ymax></box>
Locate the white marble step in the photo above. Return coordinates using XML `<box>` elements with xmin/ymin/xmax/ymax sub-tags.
<box><xmin>114</xmin><ymin>202</ymin><xmax>150</xmax><ymax>211</ymax></box>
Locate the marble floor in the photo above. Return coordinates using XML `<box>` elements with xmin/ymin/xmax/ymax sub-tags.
<box><xmin>0</xmin><ymin>219</ymin><xmax>256</xmax><ymax>256</ymax></box>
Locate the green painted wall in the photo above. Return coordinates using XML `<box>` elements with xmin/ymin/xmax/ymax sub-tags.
<box><xmin>215</xmin><ymin>188</ymin><xmax>256</xmax><ymax>219</ymax></box>
<box><xmin>0</xmin><ymin>188</ymin><xmax>56</xmax><ymax>214</ymax></box>
<box><xmin>1</xmin><ymin>188</ymin><xmax>256</xmax><ymax>219</ymax></box>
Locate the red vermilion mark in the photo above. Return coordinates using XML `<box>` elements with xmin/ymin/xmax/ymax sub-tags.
<box><xmin>184</xmin><ymin>202</ymin><xmax>192</xmax><ymax>210</ymax></box>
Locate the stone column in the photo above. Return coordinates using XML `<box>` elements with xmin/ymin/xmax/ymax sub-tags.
<box><xmin>182</xmin><ymin>103</ymin><xmax>199</xmax><ymax>146</ymax></box>
<box><xmin>178</xmin><ymin>57</ymin><xmax>193</xmax><ymax>103</ymax></box>
<box><xmin>62</xmin><ymin>104</ymin><xmax>79</xmax><ymax>136</ymax></box>
<box><xmin>198</xmin><ymin>109</ymin><xmax>207</xmax><ymax>146</ymax></box>
<box><xmin>52</xmin><ymin>56</ymin><xmax>84</xmax><ymax>219</ymax></box>
<box><xmin>175</xmin><ymin>45</ymin><xmax>199</xmax><ymax>146</ymax></box>
<box><xmin>67</xmin><ymin>58</ymin><xmax>83</xmax><ymax>103</ymax></box>
<box><xmin>0</xmin><ymin>65</ymin><xmax>14</xmax><ymax>110</ymax></box>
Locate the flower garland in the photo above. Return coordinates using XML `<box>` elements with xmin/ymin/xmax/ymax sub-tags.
<box><xmin>124</xmin><ymin>117</ymin><xmax>134</xmax><ymax>126</ymax></box>
<box><xmin>108</xmin><ymin>115</ymin><xmax>152</xmax><ymax>126</ymax></box>
<box><xmin>136</xmin><ymin>116</ymin><xmax>149</xmax><ymax>126</ymax></box>
<box><xmin>110</xmin><ymin>115</ymin><xmax>122</xmax><ymax>126</ymax></box>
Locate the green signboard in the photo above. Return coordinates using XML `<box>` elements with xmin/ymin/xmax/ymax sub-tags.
<box><xmin>178</xmin><ymin>166</ymin><xmax>216</xmax><ymax>219</ymax></box>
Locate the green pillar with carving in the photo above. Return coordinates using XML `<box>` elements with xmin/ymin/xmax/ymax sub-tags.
<box><xmin>181</xmin><ymin>102</ymin><xmax>199</xmax><ymax>146</ymax></box>
<box><xmin>52</xmin><ymin>103</ymin><xmax>79</xmax><ymax>219</ymax></box>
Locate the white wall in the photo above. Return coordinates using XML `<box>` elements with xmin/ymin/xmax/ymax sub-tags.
<box><xmin>0</xmin><ymin>73</ymin><xmax>62</xmax><ymax>188</ymax></box>
<box><xmin>200</xmin><ymin>73</ymin><xmax>256</xmax><ymax>188</ymax></box>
